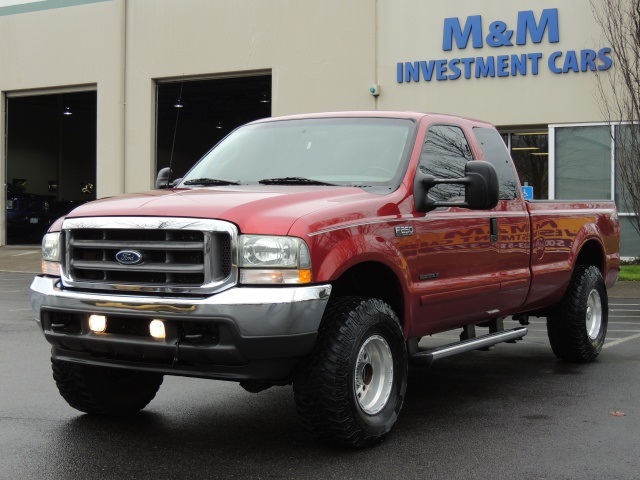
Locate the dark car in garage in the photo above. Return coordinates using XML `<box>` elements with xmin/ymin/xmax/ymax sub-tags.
<box><xmin>6</xmin><ymin>185</ymin><xmax>54</xmax><ymax>244</ymax></box>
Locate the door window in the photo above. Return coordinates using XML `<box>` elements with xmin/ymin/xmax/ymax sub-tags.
<box><xmin>419</xmin><ymin>125</ymin><xmax>472</xmax><ymax>202</ymax></box>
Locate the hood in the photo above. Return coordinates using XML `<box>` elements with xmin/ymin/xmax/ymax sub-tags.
<box><xmin>65</xmin><ymin>185</ymin><xmax>375</xmax><ymax>235</ymax></box>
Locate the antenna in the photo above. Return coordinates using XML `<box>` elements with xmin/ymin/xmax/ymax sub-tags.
<box><xmin>167</xmin><ymin>80</ymin><xmax>184</xmax><ymax>188</ymax></box>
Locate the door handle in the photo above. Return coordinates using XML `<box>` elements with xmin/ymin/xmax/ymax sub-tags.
<box><xmin>490</xmin><ymin>217</ymin><xmax>499</xmax><ymax>243</ymax></box>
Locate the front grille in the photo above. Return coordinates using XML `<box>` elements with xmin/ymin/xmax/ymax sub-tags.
<box><xmin>69</xmin><ymin>229</ymin><xmax>210</xmax><ymax>285</ymax></box>
<box><xmin>61</xmin><ymin>217</ymin><xmax>237</xmax><ymax>294</ymax></box>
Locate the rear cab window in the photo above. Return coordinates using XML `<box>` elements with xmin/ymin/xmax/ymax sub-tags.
<box><xmin>473</xmin><ymin>127</ymin><xmax>521</xmax><ymax>200</ymax></box>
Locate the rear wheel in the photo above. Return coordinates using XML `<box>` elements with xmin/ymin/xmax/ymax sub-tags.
<box><xmin>52</xmin><ymin>358</ymin><xmax>163</xmax><ymax>415</ymax></box>
<box><xmin>293</xmin><ymin>297</ymin><xmax>407</xmax><ymax>447</ymax></box>
<box><xmin>546</xmin><ymin>265</ymin><xmax>608</xmax><ymax>362</ymax></box>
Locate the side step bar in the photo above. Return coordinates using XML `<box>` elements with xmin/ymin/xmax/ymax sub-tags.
<box><xmin>409</xmin><ymin>327</ymin><xmax>528</xmax><ymax>365</ymax></box>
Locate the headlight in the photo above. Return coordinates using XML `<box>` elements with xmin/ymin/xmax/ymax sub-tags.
<box><xmin>41</xmin><ymin>232</ymin><xmax>62</xmax><ymax>276</ymax></box>
<box><xmin>239</xmin><ymin>235</ymin><xmax>311</xmax><ymax>284</ymax></box>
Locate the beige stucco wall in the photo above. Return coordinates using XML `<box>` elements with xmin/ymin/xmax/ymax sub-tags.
<box><xmin>0</xmin><ymin>0</ymin><xmax>615</xmax><ymax>244</ymax></box>
<box><xmin>377</xmin><ymin>0</ymin><xmax>611</xmax><ymax>126</ymax></box>
<box><xmin>0</xmin><ymin>0</ymin><xmax>125</xmax><ymax>244</ymax></box>
<box><xmin>123</xmin><ymin>0</ymin><xmax>377</xmax><ymax>192</ymax></box>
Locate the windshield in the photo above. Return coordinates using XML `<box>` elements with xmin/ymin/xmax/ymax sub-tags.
<box><xmin>180</xmin><ymin>117</ymin><xmax>415</xmax><ymax>191</ymax></box>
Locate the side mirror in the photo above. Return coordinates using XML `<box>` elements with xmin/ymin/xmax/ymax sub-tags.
<box><xmin>155</xmin><ymin>168</ymin><xmax>172</xmax><ymax>189</ymax></box>
<box><xmin>414</xmin><ymin>160</ymin><xmax>499</xmax><ymax>212</ymax></box>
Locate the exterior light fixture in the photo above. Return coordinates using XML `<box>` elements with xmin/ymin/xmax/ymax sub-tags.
<box><xmin>174</xmin><ymin>100</ymin><xmax>184</xmax><ymax>108</ymax></box>
<box><xmin>88</xmin><ymin>314</ymin><xmax>107</xmax><ymax>333</ymax></box>
<box><xmin>260</xmin><ymin>93</ymin><xmax>270</xmax><ymax>103</ymax></box>
<box><xmin>63</xmin><ymin>106</ymin><xmax>73</xmax><ymax>116</ymax></box>
<box><xmin>215</xmin><ymin>121</ymin><xmax>223</xmax><ymax>129</ymax></box>
<box><xmin>149</xmin><ymin>319</ymin><xmax>166</xmax><ymax>339</ymax></box>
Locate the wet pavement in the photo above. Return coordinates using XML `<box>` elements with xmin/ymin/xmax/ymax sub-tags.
<box><xmin>1</xmin><ymin>271</ymin><xmax>639</xmax><ymax>479</ymax></box>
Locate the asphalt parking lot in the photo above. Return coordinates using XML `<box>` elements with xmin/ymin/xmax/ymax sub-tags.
<box><xmin>1</xmin><ymin>249</ymin><xmax>640</xmax><ymax>479</ymax></box>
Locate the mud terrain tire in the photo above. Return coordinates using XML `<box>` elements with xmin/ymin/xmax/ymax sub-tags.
<box><xmin>293</xmin><ymin>297</ymin><xmax>407</xmax><ymax>447</ymax></box>
<box><xmin>547</xmin><ymin>265</ymin><xmax>608</xmax><ymax>362</ymax></box>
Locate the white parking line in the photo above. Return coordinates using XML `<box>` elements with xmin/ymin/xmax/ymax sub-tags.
<box><xmin>604</xmin><ymin>333</ymin><xmax>640</xmax><ymax>349</ymax></box>
<box><xmin>8</xmin><ymin>308</ymin><xmax>31</xmax><ymax>312</ymax></box>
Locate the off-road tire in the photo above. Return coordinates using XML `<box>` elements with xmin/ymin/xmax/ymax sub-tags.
<box><xmin>293</xmin><ymin>297</ymin><xmax>408</xmax><ymax>448</ymax></box>
<box><xmin>546</xmin><ymin>265</ymin><xmax>608</xmax><ymax>362</ymax></box>
<box><xmin>52</xmin><ymin>358</ymin><xmax>163</xmax><ymax>415</ymax></box>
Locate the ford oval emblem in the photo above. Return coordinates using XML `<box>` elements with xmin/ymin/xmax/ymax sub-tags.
<box><xmin>115</xmin><ymin>250</ymin><xmax>143</xmax><ymax>265</ymax></box>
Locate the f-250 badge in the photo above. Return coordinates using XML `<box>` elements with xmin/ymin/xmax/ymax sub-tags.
<box><xmin>395</xmin><ymin>226</ymin><xmax>414</xmax><ymax>237</ymax></box>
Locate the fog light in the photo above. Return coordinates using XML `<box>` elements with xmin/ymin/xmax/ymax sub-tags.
<box><xmin>149</xmin><ymin>319</ymin><xmax>166</xmax><ymax>339</ymax></box>
<box><xmin>88</xmin><ymin>315</ymin><xmax>107</xmax><ymax>333</ymax></box>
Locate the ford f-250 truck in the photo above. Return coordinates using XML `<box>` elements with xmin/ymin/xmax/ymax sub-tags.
<box><xmin>30</xmin><ymin>111</ymin><xmax>620</xmax><ymax>447</ymax></box>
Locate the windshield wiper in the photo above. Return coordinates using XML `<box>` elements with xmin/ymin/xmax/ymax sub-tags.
<box><xmin>183</xmin><ymin>178</ymin><xmax>241</xmax><ymax>186</ymax></box>
<box><xmin>258</xmin><ymin>176</ymin><xmax>337</xmax><ymax>186</ymax></box>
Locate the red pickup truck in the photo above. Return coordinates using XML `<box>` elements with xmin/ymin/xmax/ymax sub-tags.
<box><xmin>30</xmin><ymin>111</ymin><xmax>620</xmax><ymax>447</ymax></box>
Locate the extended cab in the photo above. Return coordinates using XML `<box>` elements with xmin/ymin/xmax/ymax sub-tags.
<box><xmin>30</xmin><ymin>112</ymin><xmax>620</xmax><ymax>447</ymax></box>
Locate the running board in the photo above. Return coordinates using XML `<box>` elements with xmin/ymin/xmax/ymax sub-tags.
<box><xmin>409</xmin><ymin>327</ymin><xmax>528</xmax><ymax>365</ymax></box>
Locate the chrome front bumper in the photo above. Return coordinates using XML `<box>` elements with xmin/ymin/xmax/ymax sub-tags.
<box><xmin>30</xmin><ymin>276</ymin><xmax>331</xmax><ymax>381</ymax></box>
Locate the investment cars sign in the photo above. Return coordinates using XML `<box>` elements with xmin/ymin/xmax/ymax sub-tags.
<box><xmin>396</xmin><ymin>8</ymin><xmax>612</xmax><ymax>83</ymax></box>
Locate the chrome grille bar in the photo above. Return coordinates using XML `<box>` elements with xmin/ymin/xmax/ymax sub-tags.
<box><xmin>60</xmin><ymin>217</ymin><xmax>238</xmax><ymax>295</ymax></box>
<box><xmin>70</xmin><ymin>261</ymin><xmax>205</xmax><ymax>273</ymax></box>
<box><xmin>70</xmin><ymin>239</ymin><xmax>205</xmax><ymax>250</ymax></box>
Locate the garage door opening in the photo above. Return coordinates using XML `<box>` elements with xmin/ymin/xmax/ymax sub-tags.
<box><xmin>5</xmin><ymin>91</ymin><xmax>97</xmax><ymax>244</ymax></box>
<box><xmin>156</xmin><ymin>74</ymin><xmax>272</xmax><ymax>181</ymax></box>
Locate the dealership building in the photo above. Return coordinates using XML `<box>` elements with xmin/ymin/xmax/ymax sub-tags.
<box><xmin>0</xmin><ymin>0</ymin><xmax>638</xmax><ymax>257</ymax></box>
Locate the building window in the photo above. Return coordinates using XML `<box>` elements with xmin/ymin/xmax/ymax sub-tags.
<box><xmin>554</xmin><ymin>125</ymin><xmax>611</xmax><ymax>200</ymax></box>
<box><xmin>614</xmin><ymin>124</ymin><xmax>640</xmax><ymax>259</ymax></box>
<box><xmin>614</xmin><ymin>124</ymin><xmax>637</xmax><ymax>214</ymax></box>
<box><xmin>155</xmin><ymin>75</ymin><xmax>271</xmax><ymax>180</ymax></box>
<box><xmin>620</xmin><ymin>216</ymin><xmax>640</xmax><ymax>259</ymax></box>
<box><xmin>498</xmin><ymin>128</ymin><xmax>549</xmax><ymax>199</ymax></box>
<box><xmin>550</xmin><ymin>122</ymin><xmax>638</xmax><ymax>259</ymax></box>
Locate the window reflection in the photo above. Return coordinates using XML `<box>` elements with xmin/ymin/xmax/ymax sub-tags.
<box><xmin>474</xmin><ymin>127</ymin><xmax>520</xmax><ymax>200</ymax></box>
<box><xmin>614</xmin><ymin>124</ymin><xmax>639</xmax><ymax>214</ymax></box>
<box><xmin>419</xmin><ymin>125</ymin><xmax>472</xmax><ymax>202</ymax></box>
<box><xmin>555</xmin><ymin>126</ymin><xmax>610</xmax><ymax>200</ymax></box>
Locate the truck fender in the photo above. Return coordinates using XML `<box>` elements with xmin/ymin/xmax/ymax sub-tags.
<box><xmin>569</xmin><ymin>222</ymin><xmax>606</xmax><ymax>272</ymax></box>
<box><xmin>315</xmin><ymin>234</ymin><xmax>410</xmax><ymax>284</ymax></box>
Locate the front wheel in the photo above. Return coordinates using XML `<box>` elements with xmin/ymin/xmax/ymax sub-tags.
<box><xmin>546</xmin><ymin>265</ymin><xmax>608</xmax><ymax>362</ymax></box>
<box><xmin>293</xmin><ymin>297</ymin><xmax>408</xmax><ymax>447</ymax></box>
<box><xmin>52</xmin><ymin>358</ymin><xmax>164</xmax><ymax>415</ymax></box>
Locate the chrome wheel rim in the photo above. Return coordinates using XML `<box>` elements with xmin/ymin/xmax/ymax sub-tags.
<box><xmin>586</xmin><ymin>288</ymin><xmax>603</xmax><ymax>340</ymax></box>
<box><xmin>354</xmin><ymin>334</ymin><xmax>394</xmax><ymax>415</ymax></box>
